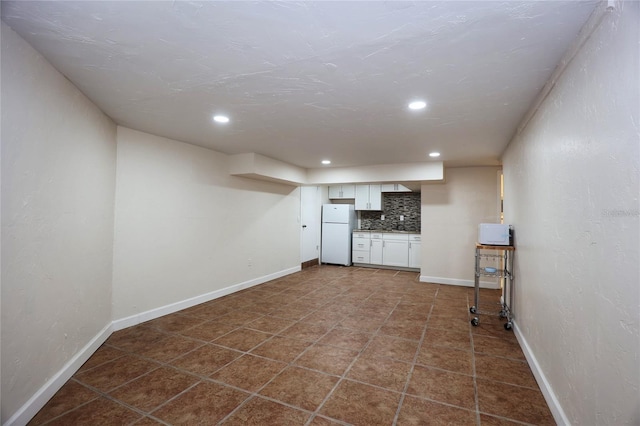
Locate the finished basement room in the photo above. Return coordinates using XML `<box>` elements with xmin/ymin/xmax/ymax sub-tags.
<box><xmin>1</xmin><ymin>1</ymin><xmax>638</xmax><ymax>425</ymax></box>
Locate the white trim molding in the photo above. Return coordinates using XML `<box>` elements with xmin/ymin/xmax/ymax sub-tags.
<box><xmin>5</xmin><ymin>266</ymin><xmax>301</xmax><ymax>425</ymax></box>
<box><xmin>112</xmin><ymin>266</ymin><xmax>301</xmax><ymax>331</ymax></box>
<box><xmin>513</xmin><ymin>321</ymin><xmax>569</xmax><ymax>426</ymax></box>
<box><xmin>3</xmin><ymin>323</ymin><xmax>113</xmax><ymax>426</ymax></box>
<box><xmin>420</xmin><ymin>275</ymin><xmax>500</xmax><ymax>289</ymax></box>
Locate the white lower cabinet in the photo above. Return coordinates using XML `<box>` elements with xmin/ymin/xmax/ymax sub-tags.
<box><xmin>352</xmin><ymin>232</ymin><xmax>371</xmax><ymax>264</ymax></box>
<box><xmin>352</xmin><ymin>231</ymin><xmax>420</xmax><ymax>269</ymax></box>
<box><xmin>382</xmin><ymin>234</ymin><xmax>409</xmax><ymax>267</ymax></box>
<box><xmin>370</xmin><ymin>233</ymin><xmax>383</xmax><ymax>264</ymax></box>
<box><xmin>408</xmin><ymin>234</ymin><xmax>421</xmax><ymax>268</ymax></box>
<box><xmin>352</xmin><ymin>250</ymin><xmax>370</xmax><ymax>264</ymax></box>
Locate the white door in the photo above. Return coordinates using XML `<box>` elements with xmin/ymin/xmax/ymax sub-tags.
<box><xmin>301</xmin><ymin>186</ymin><xmax>320</xmax><ymax>263</ymax></box>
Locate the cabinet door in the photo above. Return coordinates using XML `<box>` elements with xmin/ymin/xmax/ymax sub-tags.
<box><xmin>328</xmin><ymin>185</ymin><xmax>342</xmax><ymax>199</ymax></box>
<box><xmin>341</xmin><ymin>184</ymin><xmax>356</xmax><ymax>198</ymax></box>
<box><xmin>408</xmin><ymin>241</ymin><xmax>421</xmax><ymax>268</ymax></box>
<box><xmin>370</xmin><ymin>239</ymin><xmax>383</xmax><ymax>264</ymax></box>
<box><xmin>329</xmin><ymin>185</ymin><xmax>355</xmax><ymax>199</ymax></box>
<box><xmin>369</xmin><ymin>184</ymin><xmax>382</xmax><ymax>210</ymax></box>
<box><xmin>382</xmin><ymin>240</ymin><xmax>409</xmax><ymax>267</ymax></box>
<box><xmin>355</xmin><ymin>185</ymin><xmax>370</xmax><ymax>210</ymax></box>
<box><xmin>381</xmin><ymin>184</ymin><xmax>411</xmax><ymax>193</ymax></box>
<box><xmin>355</xmin><ymin>184</ymin><xmax>382</xmax><ymax>210</ymax></box>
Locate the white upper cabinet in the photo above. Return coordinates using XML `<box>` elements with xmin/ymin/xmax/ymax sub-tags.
<box><xmin>328</xmin><ymin>184</ymin><xmax>356</xmax><ymax>199</ymax></box>
<box><xmin>381</xmin><ymin>183</ymin><xmax>412</xmax><ymax>193</ymax></box>
<box><xmin>355</xmin><ymin>184</ymin><xmax>382</xmax><ymax>210</ymax></box>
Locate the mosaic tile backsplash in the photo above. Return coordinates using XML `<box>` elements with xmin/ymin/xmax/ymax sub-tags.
<box><xmin>360</xmin><ymin>193</ymin><xmax>421</xmax><ymax>232</ymax></box>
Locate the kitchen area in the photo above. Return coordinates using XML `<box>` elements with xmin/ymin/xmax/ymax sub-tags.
<box><xmin>321</xmin><ymin>183</ymin><xmax>421</xmax><ymax>271</ymax></box>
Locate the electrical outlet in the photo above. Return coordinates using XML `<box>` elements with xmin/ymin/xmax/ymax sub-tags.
<box><xmin>400</xmin><ymin>215</ymin><xmax>404</xmax><ymax>221</ymax></box>
<box><xmin>381</xmin><ymin>214</ymin><xmax>385</xmax><ymax>220</ymax></box>
<box><xmin>248</xmin><ymin>258</ymin><xmax>252</xmax><ymax>267</ymax></box>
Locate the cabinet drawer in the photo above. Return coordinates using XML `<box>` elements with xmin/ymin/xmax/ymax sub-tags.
<box><xmin>371</xmin><ymin>233</ymin><xmax>383</xmax><ymax>239</ymax></box>
<box><xmin>352</xmin><ymin>250</ymin><xmax>370</xmax><ymax>264</ymax></box>
<box><xmin>409</xmin><ymin>234</ymin><xmax>421</xmax><ymax>242</ymax></box>
<box><xmin>383</xmin><ymin>233</ymin><xmax>409</xmax><ymax>241</ymax></box>
<box><xmin>352</xmin><ymin>238</ymin><xmax>370</xmax><ymax>251</ymax></box>
<box><xmin>353</xmin><ymin>232</ymin><xmax>370</xmax><ymax>239</ymax></box>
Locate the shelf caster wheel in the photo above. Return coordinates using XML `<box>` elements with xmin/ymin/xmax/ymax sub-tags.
<box><xmin>469</xmin><ymin>307</ymin><xmax>477</xmax><ymax>314</ymax></box>
<box><xmin>504</xmin><ymin>322</ymin><xmax>513</xmax><ymax>331</ymax></box>
<box><xmin>471</xmin><ymin>317</ymin><xmax>479</xmax><ymax>326</ymax></box>
<box><xmin>499</xmin><ymin>310</ymin><xmax>507</xmax><ymax>319</ymax></box>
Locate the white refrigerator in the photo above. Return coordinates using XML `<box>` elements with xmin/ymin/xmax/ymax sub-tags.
<box><xmin>321</xmin><ymin>204</ymin><xmax>356</xmax><ymax>266</ymax></box>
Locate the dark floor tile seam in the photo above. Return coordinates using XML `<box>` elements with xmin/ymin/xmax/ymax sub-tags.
<box><xmin>473</xmin><ymin>350</ymin><xmax>526</xmax><ymax>363</ymax></box>
<box><xmin>216</xmin><ymin>393</ymin><xmax>316</xmax><ymax>425</ymax></box>
<box><xmin>103</xmin><ymin>335</ymin><xmax>214</xmax><ymax>364</ymax></box>
<box><xmin>473</xmin><ymin>375</ymin><xmax>541</xmax><ymax>392</ymax></box>
<box><xmin>470</xmin><ymin>318</ymin><xmax>495</xmax><ymax>426</ymax></box>
<box><xmin>83</xmin><ymin>345</ymin><xmax>241</xmax><ymax>392</ymax></box>
<box><xmin>391</xmin><ymin>294</ymin><xmax>434</xmax><ymax>426</ymax></box>
<box><xmin>211</xmin><ymin>357</ymin><xmax>316</xmax><ymax>425</ymax></box>
<box><xmin>139</xmin><ymin>416</ymin><xmax>173</xmax><ymax>426</ymax></box>
<box><xmin>399</xmin><ymin>393</ymin><xmax>480</xmax><ymax>419</ymax></box>
<box><xmin>73</xmin><ymin>363</ymin><xmax>163</xmax><ymax>399</ymax></box>
<box><xmin>308</xmin><ymin>297</ymin><xmax>406</xmax><ymax>424</ymax></box>
<box><xmin>305</xmin><ymin>413</ymin><xmax>353</xmax><ymax>426</ymax></box>
<box><xmin>45</xmin><ymin>374</ymin><xmax>182</xmax><ymax>425</ymax></box>
<box><xmin>75</xmin><ymin>351</ymin><xmax>129</xmax><ymax>374</ymax></box>
<box><xmin>141</xmin><ymin>380</ymin><xmax>209</xmax><ymax>421</ymax></box>
<box><xmin>112</xmin><ymin>379</ymin><xmax>201</xmax><ymax>420</ymax></box>
<box><xmin>178</xmin><ymin>326</ymin><xmax>244</xmax><ymax>345</ymax></box>
<box><xmin>33</xmin><ymin>379</ymin><xmax>103</xmax><ymax>426</ymax></box>
<box><xmin>478</xmin><ymin>411</ymin><xmax>539</xmax><ymax>426</ymax></box>
<box><xmin>400</xmin><ymin>389</ymin><xmax>479</xmax><ymax>413</ymax></box>
<box><xmin>409</xmin><ymin>361</ymin><xmax>476</xmax><ymax>378</ymax></box>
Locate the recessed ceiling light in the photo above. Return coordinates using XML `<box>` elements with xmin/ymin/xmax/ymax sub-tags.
<box><xmin>429</xmin><ymin>152</ymin><xmax>441</xmax><ymax>158</ymax></box>
<box><xmin>213</xmin><ymin>115</ymin><xmax>230</xmax><ymax>123</ymax></box>
<box><xmin>321</xmin><ymin>160</ymin><xmax>331</xmax><ymax>165</ymax></box>
<box><xmin>408</xmin><ymin>101</ymin><xmax>427</xmax><ymax>110</ymax></box>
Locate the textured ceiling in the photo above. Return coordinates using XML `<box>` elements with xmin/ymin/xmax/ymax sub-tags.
<box><xmin>1</xmin><ymin>1</ymin><xmax>598</xmax><ymax>168</ymax></box>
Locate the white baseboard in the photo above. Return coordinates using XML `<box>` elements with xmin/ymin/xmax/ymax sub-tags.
<box><xmin>513</xmin><ymin>321</ymin><xmax>569</xmax><ymax>426</ymax></box>
<box><xmin>419</xmin><ymin>275</ymin><xmax>500</xmax><ymax>289</ymax></box>
<box><xmin>112</xmin><ymin>266</ymin><xmax>301</xmax><ymax>331</ymax></box>
<box><xmin>5</xmin><ymin>266</ymin><xmax>301</xmax><ymax>426</ymax></box>
<box><xmin>3</xmin><ymin>323</ymin><xmax>112</xmax><ymax>426</ymax></box>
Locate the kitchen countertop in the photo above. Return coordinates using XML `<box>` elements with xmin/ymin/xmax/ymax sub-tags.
<box><xmin>353</xmin><ymin>229</ymin><xmax>420</xmax><ymax>234</ymax></box>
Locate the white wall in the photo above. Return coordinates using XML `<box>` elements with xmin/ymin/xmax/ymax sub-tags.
<box><xmin>502</xmin><ymin>2</ymin><xmax>639</xmax><ymax>424</ymax></box>
<box><xmin>112</xmin><ymin>127</ymin><xmax>301</xmax><ymax>322</ymax></box>
<box><xmin>420</xmin><ymin>167</ymin><xmax>501</xmax><ymax>286</ymax></box>
<box><xmin>1</xmin><ymin>23</ymin><xmax>116</xmax><ymax>423</ymax></box>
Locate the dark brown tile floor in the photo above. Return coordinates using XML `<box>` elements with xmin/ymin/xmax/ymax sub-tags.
<box><xmin>29</xmin><ymin>265</ymin><xmax>555</xmax><ymax>425</ymax></box>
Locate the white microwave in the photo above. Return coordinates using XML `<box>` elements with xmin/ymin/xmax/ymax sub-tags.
<box><xmin>478</xmin><ymin>223</ymin><xmax>511</xmax><ymax>245</ymax></box>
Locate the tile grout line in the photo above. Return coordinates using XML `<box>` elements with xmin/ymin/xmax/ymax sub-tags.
<box><xmin>390</xmin><ymin>285</ymin><xmax>436</xmax><ymax>426</ymax></box>
<box><xmin>36</xmin><ymin>268</ymin><xmax>548</xmax><ymax>425</ymax></box>
<box><xmin>214</xmin><ymin>289</ymin><xmax>363</xmax><ymax>425</ymax></box>
<box><xmin>306</xmin><ymin>290</ymin><xmax>407</xmax><ymax>425</ymax></box>
<box><xmin>468</xmin><ymin>292</ymin><xmax>482</xmax><ymax>426</ymax></box>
